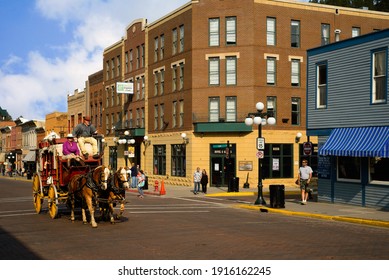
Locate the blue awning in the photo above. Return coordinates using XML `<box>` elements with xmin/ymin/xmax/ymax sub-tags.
<box><xmin>319</xmin><ymin>126</ymin><xmax>389</xmax><ymax>157</ymax></box>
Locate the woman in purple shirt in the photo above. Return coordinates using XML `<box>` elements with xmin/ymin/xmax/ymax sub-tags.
<box><xmin>62</xmin><ymin>134</ymin><xmax>84</xmax><ymax>166</ymax></box>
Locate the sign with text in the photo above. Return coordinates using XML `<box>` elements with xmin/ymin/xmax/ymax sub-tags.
<box><xmin>257</xmin><ymin>137</ymin><xmax>265</xmax><ymax>150</ymax></box>
<box><xmin>116</xmin><ymin>82</ymin><xmax>134</xmax><ymax>94</ymax></box>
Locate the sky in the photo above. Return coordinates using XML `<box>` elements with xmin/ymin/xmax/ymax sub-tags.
<box><xmin>0</xmin><ymin>0</ymin><xmax>308</xmax><ymax>121</ymax></box>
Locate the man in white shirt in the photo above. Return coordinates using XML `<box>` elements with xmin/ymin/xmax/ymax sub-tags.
<box><xmin>298</xmin><ymin>159</ymin><xmax>313</xmax><ymax>205</ymax></box>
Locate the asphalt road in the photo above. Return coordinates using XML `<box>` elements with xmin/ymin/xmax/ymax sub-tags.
<box><xmin>0</xmin><ymin>177</ymin><xmax>389</xmax><ymax>260</ymax></box>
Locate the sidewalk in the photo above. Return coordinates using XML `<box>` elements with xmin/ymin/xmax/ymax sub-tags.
<box><xmin>131</xmin><ymin>184</ymin><xmax>389</xmax><ymax>228</ymax></box>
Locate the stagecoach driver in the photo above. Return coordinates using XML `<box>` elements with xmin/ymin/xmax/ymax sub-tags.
<box><xmin>73</xmin><ymin>116</ymin><xmax>99</xmax><ymax>160</ymax></box>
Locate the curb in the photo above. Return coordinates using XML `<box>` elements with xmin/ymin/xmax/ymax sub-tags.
<box><xmin>234</xmin><ymin>204</ymin><xmax>389</xmax><ymax>228</ymax></box>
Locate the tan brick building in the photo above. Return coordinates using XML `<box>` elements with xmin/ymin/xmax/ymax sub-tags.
<box><xmin>95</xmin><ymin>0</ymin><xmax>389</xmax><ymax>188</ymax></box>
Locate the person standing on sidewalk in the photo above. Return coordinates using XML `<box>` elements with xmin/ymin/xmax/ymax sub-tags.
<box><xmin>200</xmin><ymin>169</ymin><xmax>209</xmax><ymax>194</ymax></box>
<box><xmin>130</xmin><ymin>163</ymin><xmax>137</xmax><ymax>188</ymax></box>
<box><xmin>193</xmin><ymin>167</ymin><xmax>202</xmax><ymax>195</ymax></box>
<box><xmin>298</xmin><ymin>159</ymin><xmax>313</xmax><ymax>205</ymax></box>
<box><xmin>136</xmin><ymin>170</ymin><xmax>146</xmax><ymax>198</ymax></box>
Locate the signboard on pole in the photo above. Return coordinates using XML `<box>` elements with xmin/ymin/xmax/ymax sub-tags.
<box><xmin>257</xmin><ymin>137</ymin><xmax>265</xmax><ymax>150</ymax></box>
<box><xmin>116</xmin><ymin>82</ymin><xmax>134</xmax><ymax>94</ymax></box>
<box><xmin>256</xmin><ymin>151</ymin><xmax>264</xmax><ymax>159</ymax></box>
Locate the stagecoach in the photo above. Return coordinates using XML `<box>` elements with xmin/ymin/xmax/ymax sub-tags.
<box><xmin>32</xmin><ymin>134</ymin><xmax>107</xmax><ymax>219</ymax></box>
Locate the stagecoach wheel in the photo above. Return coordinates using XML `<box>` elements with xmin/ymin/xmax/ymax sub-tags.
<box><xmin>32</xmin><ymin>174</ymin><xmax>42</xmax><ymax>214</ymax></box>
<box><xmin>48</xmin><ymin>185</ymin><xmax>58</xmax><ymax>219</ymax></box>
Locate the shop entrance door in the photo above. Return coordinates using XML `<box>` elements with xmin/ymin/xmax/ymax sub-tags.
<box><xmin>210</xmin><ymin>143</ymin><xmax>236</xmax><ymax>187</ymax></box>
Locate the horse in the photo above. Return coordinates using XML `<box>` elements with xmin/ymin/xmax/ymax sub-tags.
<box><xmin>99</xmin><ymin>167</ymin><xmax>129</xmax><ymax>223</ymax></box>
<box><xmin>67</xmin><ymin>165</ymin><xmax>110</xmax><ymax>228</ymax></box>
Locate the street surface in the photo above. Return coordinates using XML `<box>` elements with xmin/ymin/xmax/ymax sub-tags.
<box><xmin>0</xmin><ymin>177</ymin><xmax>388</xmax><ymax>260</ymax></box>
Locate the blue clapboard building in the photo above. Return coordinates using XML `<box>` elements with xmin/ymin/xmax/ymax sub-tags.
<box><xmin>307</xmin><ymin>29</ymin><xmax>389</xmax><ymax>209</ymax></box>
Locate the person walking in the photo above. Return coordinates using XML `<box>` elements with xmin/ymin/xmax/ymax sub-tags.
<box><xmin>200</xmin><ymin>169</ymin><xmax>209</xmax><ymax>194</ymax></box>
<box><xmin>297</xmin><ymin>159</ymin><xmax>313</xmax><ymax>205</ymax></box>
<box><xmin>72</xmin><ymin>116</ymin><xmax>99</xmax><ymax>160</ymax></box>
<box><xmin>193</xmin><ymin>167</ymin><xmax>202</xmax><ymax>195</ymax></box>
<box><xmin>136</xmin><ymin>170</ymin><xmax>146</xmax><ymax>198</ymax></box>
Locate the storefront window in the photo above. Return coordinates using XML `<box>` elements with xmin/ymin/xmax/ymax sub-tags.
<box><xmin>171</xmin><ymin>144</ymin><xmax>186</xmax><ymax>177</ymax></box>
<box><xmin>369</xmin><ymin>157</ymin><xmax>389</xmax><ymax>183</ymax></box>
<box><xmin>337</xmin><ymin>157</ymin><xmax>360</xmax><ymax>181</ymax></box>
<box><xmin>263</xmin><ymin>144</ymin><xmax>293</xmax><ymax>178</ymax></box>
<box><xmin>153</xmin><ymin>145</ymin><xmax>166</xmax><ymax>175</ymax></box>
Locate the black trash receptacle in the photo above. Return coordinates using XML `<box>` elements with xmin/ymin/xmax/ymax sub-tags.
<box><xmin>228</xmin><ymin>177</ymin><xmax>239</xmax><ymax>192</ymax></box>
<box><xmin>269</xmin><ymin>184</ymin><xmax>285</xmax><ymax>208</ymax></box>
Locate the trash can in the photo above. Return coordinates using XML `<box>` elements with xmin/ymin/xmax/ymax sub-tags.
<box><xmin>269</xmin><ymin>184</ymin><xmax>285</xmax><ymax>208</ymax></box>
<box><xmin>228</xmin><ymin>177</ymin><xmax>239</xmax><ymax>192</ymax></box>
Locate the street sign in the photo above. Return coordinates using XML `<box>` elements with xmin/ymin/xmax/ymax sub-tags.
<box><xmin>257</xmin><ymin>137</ymin><xmax>265</xmax><ymax>150</ymax></box>
<box><xmin>256</xmin><ymin>151</ymin><xmax>264</xmax><ymax>159</ymax></box>
<box><xmin>303</xmin><ymin>141</ymin><xmax>313</xmax><ymax>155</ymax></box>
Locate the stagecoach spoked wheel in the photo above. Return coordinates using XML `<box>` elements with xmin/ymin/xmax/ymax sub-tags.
<box><xmin>32</xmin><ymin>174</ymin><xmax>42</xmax><ymax>214</ymax></box>
<box><xmin>48</xmin><ymin>185</ymin><xmax>58</xmax><ymax>219</ymax></box>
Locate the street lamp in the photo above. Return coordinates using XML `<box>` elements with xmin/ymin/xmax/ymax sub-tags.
<box><xmin>119</xmin><ymin>130</ymin><xmax>135</xmax><ymax>167</ymax></box>
<box><xmin>245</xmin><ymin>102</ymin><xmax>276</xmax><ymax>205</ymax></box>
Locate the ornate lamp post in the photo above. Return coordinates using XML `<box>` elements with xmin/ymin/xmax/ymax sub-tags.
<box><xmin>245</xmin><ymin>102</ymin><xmax>276</xmax><ymax>205</ymax></box>
<box><xmin>118</xmin><ymin>130</ymin><xmax>135</xmax><ymax>167</ymax></box>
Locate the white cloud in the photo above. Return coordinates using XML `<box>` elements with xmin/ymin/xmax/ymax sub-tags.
<box><xmin>0</xmin><ymin>0</ymin><xmax>188</xmax><ymax>120</ymax></box>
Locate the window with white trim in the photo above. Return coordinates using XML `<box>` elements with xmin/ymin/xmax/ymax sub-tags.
<box><xmin>291</xmin><ymin>59</ymin><xmax>300</xmax><ymax>87</ymax></box>
<box><xmin>172</xmin><ymin>65</ymin><xmax>177</xmax><ymax>91</ymax></box>
<box><xmin>317</xmin><ymin>63</ymin><xmax>327</xmax><ymax>108</ymax></box>
<box><xmin>179</xmin><ymin>63</ymin><xmax>184</xmax><ymax>90</ymax></box>
<box><xmin>267</xmin><ymin>17</ymin><xmax>276</xmax><ymax>46</ymax></box>
<box><xmin>226</xmin><ymin>56</ymin><xmax>237</xmax><ymax>86</ymax></box>
<box><xmin>160</xmin><ymin>69</ymin><xmax>165</xmax><ymax>95</ymax></box>
<box><xmin>154</xmin><ymin>105</ymin><xmax>158</xmax><ymax>130</ymax></box>
<box><xmin>209</xmin><ymin>97</ymin><xmax>220</xmax><ymax>122</ymax></box>
<box><xmin>291</xmin><ymin>97</ymin><xmax>300</xmax><ymax>125</ymax></box>
<box><xmin>372</xmin><ymin>49</ymin><xmax>387</xmax><ymax>104</ymax></box>
<box><xmin>179</xmin><ymin>100</ymin><xmax>184</xmax><ymax>127</ymax></box>
<box><xmin>266</xmin><ymin>57</ymin><xmax>276</xmax><ymax>85</ymax></box>
<box><xmin>226</xmin><ymin>96</ymin><xmax>237</xmax><ymax>122</ymax></box>
<box><xmin>172</xmin><ymin>101</ymin><xmax>177</xmax><ymax>128</ymax></box>
<box><xmin>209</xmin><ymin>57</ymin><xmax>220</xmax><ymax>86</ymax></box>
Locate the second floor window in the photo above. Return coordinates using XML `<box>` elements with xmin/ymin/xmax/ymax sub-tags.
<box><xmin>317</xmin><ymin>63</ymin><xmax>327</xmax><ymax>108</ymax></box>
<box><xmin>209</xmin><ymin>97</ymin><xmax>220</xmax><ymax>122</ymax></box>
<box><xmin>226</xmin><ymin>96</ymin><xmax>237</xmax><ymax>122</ymax></box>
<box><xmin>372</xmin><ymin>49</ymin><xmax>387</xmax><ymax>104</ymax></box>
<box><xmin>291</xmin><ymin>97</ymin><xmax>300</xmax><ymax>125</ymax></box>
<box><xmin>172</xmin><ymin>65</ymin><xmax>177</xmax><ymax>91</ymax></box>
<box><xmin>267</xmin><ymin>96</ymin><xmax>277</xmax><ymax>119</ymax></box>
<box><xmin>160</xmin><ymin>69</ymin><xmax>165</xmax><ymax>95</ymax></box>
<box><xmin>179</xmin><ymin>63</ymin><xmax>184</xmax><ymax>90</ymax></box>
<box><xmin>226</xmin><ymin>17</ymin><xmax>236</xmax><ymax>45</ymax></box>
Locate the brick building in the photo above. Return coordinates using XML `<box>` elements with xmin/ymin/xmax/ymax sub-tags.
<box><xmin>95</xmin><ymin>0</ymin><xmax>389</xmax><ymax>188</ymax></box>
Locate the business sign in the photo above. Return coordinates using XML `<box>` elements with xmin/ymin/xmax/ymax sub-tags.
<box><xmin>116</xmin><ymin>82</ymin><xmax>134</xmax><ymax>94</ymax></box>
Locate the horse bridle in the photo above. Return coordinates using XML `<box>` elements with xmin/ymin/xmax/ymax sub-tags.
<box><xmin>87</xmin><ymin>167</ymin><xmax>108</xmax><ymax>191</ymax></box>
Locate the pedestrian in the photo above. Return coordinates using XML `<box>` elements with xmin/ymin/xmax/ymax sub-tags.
<box><xmin>200</xmin><ymin>169</ymin><xmax>208</xmax><ymax>194</ymax></box>
<box><xmin>62</xmin><ymin>133</ymin><xmax>84</xmax><ymax>167</ymax></box>
<box><xmin>193</xmin><ymin>167</ymin><xmax>202</xmax><ymax>195</ymax></box>
<box><xmin>297</xmin><ymin>159</ymin><xmax>313</xmax><ymax>205</ymax></box>
<box><xmin>72</xmin><ymin>115</ymin><xmax>99</xmax><ymax>160</ymax></box>
<box><xmin>130</xmin><ymin>162</ymin><xmax>137</xmax><ymax>188</ymax></box>
<box><xmin>137</xmin><ymin>170</ymin><xmax>146</xmax><ymax>198</ymax></box>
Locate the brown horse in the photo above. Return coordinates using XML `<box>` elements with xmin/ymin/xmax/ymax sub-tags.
<box><xmin>67</xmin><ymin>165</ymin><xmax>110</xmax><ymax>228</ymax></box>
<box><xmin>99</xmin><ymin>167</ymin><xmax>129</xmax><ymax>223</ymax></box>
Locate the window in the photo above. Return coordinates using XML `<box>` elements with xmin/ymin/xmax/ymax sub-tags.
<box><xmin>105</xmin><ymin>61</ymin><xmax>109</xmax><ymax>80</ymax></box>
<box><xmin>129</xmin><ymin>49</ymin><xmax>133</xmax><ymax>72</ymax></box>
<box><xmin>266</xmin><ymin>57</ymin><xmax>276</xmax><ymax>85</ymax></box>
<box><xmin>291</xmin><ymin>97</ymin><xmax>300</xmax><ymax>125</ymax></box>
<box><xmin>154</xmin><ymin>72</ymin><xmax>158</xmax><ymax>96</ymax></box>
<box><xmin>226</xmin><ymin>56</ymin><xmax>237</xmax><ymax>85</ymax></box>
<box><xmin>179</xmin><ymin>25</ymin><xmax>184</xmax><ymax>52</ymax></box>
<box><xmin>141</xmin><ymin>44</ymin><xmax>145</xmax><ymax>67</ymax></box>
<box><xmin>160</xmin><ymin>69</ymin><xmax>165</xmax><ymax>95</ymax></box>
<box><xmin>172</xmin><ymin>101</ymin><xmax>177</xmax><ymax>128</ymax></box>
<box><xmin>154</xmin><ymin>105</ymin><xmax>158</xmax><ymax>130</ymax></box>
<box><xmin>179</xmin><ymin>63</ymin><xmax>184</xmax><ymax>90</ymax></box>
<box><xmin>372</xmin><ymin>49</ymin><xmax>387</xmax><ymax>104</ymax></box>
<box><xmin>209</xmin><ymin>18</ymin><xmax>220</xmax><ymax>47</ymax></box>
<box><xmin>136</xmin><ymin>46</ymin><xmax>140</xmax><ymax>69</ymax></box>
<box><xmin>338</xmin><ymin>157</ymin><xmax>361</xmax><ymax>182</ymax></box>
<box><xmin>159</xmin><ymin>104</ymin><xmax>164</xmax><ymax>130</ymax></box>
<box><xmin>226</xmin><ymin>96</ymin><xmax>237</xmax><ymax>122</ymax></box>
<box><xmin>172</xmin><ymin>28</ymin><xmax>177</xmax><ymax>55</ymax></box>
<box><xmin>209</xmin><ymin>57</ymin><xmax>220</xmax><ymax>85</ymax></box>
<box><xmin>153</xmin><ymin>145</ymin><xmax>166</xmax><ymax>175</ymax></box>
<box><xmin>154</xmin><ymin>37</ymin><xmax>158</xmax><ymax>62</ymax></box>
<box><xmin>267</xmin><ymin>17</ymin><xmax>276</xmax><ymax>46</ymax></box>
<box><xmin>321</xmin><ymin>24</ymin><xmax>330</xmax><ymax>45</ymax></box>
<box><xmin>209</xmin><ymin>97</ymin><xmax>220</xmax><ymax>122</ymax></box>
<box><xmin>226</xmin><ymin>17</ymin><xmax>236</xmax><ymax>45</ymax></box>
<box><xmin>352</xmin><ymin>27</ymin><xmax>360</xmax><ymax>38</ymax></box>
<box><xmin>136</xmin><ymin>77</ymin><xmax>141</xmax><ymax>100</ymax></box>
<box><xmin>129</xmin><ymin>110</ymin><xmax>133</xmax><ymax>128</ymax></box>
<box><xmin>263</xmin><ymin>144</ymin><xmax>293</xmax><ymax>178</ymax></box>
<box><xmin>267</xmin><ymin>96</ymin><xmax>276</xmax><ymax>119</ymax></box>
<box><xmin>172</xmin><ymin>144</ymin><xmax>186</xmax><ymax>177</ymax></box>
<box><xmin>179</xmin><ymin>100</ymin><xmax>184</xmax><ymax>127</ymax></box>
<box><xmin>125</xmin><ymin>52</ymin><xmax>128</xmax><ymax>73</ymax></box>
<box><xmin>317</xmin><ymin>63</ymin><xmax>327</xmax><ymax>108</ymax></box>
<box><xmin>141</xmin><ymin>107</ymin><xmax>145</xmax><ymax>128</ymax></box>
<box><xmin>136</xmin><ymin>108</ymin><xmax>140</xmax><ymax>127</ymax></box>
<box><xmin>370</xmin><ymin>157</ymin><xmax>389</xmax><ymax>183</ymax></box>
<box><xmin>111</xmin><ymin>58</ymin><xmax>115</xmax><ymax>78</ymax></box>
<box><xmin>291</xmin><ymin>59</ymin><xmax>300</xmax><ymax>87</ymax></box>
<box><xmin>141</xmin><ymin>75</ymin><xmax>145</xmax><ymax>99</ymax></box>
<box><xmin>160</xmin><ymin>34</ymin><xmax>165</xmax><ymax>60</ymax></box>
<box><xmin>172</xmin><ymin>65</ymin><xmax>177</xmax><ymax>91</ymax></box>
<box><xmin>291</xmin><ymin>20</ymin><xmax>300</xmax><ymax>48</ymax></box>
<box><xmin>117</xmin><ymin>55</ymin><xmax>121</xmax><ymax>77</ymax></box>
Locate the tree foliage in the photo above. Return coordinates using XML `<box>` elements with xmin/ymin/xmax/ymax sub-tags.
<box><xmin>308</xmin><ymin>0</ymin><xmax>389</xmax><ymax>12</ymax></box>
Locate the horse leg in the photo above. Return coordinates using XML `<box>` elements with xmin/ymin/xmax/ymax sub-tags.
<box><xmin>70</xmin><ymin>195</ymin><xmax>75</xmax><ymax>222</ymax></box>
<box><xmin>81</xmin><ymin>208</ymin><xmax>88</xmax><ymax>225</ymax></box>
<box><xmin>117</xmin><ymin>202</ymin><xmax>125</xmax><ymax>219</ymax></box>
<box><xmin>85</xmin><ymin>194</ymin><xmax>97</xmax><ymax>228</ymax></box>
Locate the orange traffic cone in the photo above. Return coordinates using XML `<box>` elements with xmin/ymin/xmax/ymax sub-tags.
<box><xmin>159</xmin><ymin>180</ymin><xmax>166</xmax><ymax>195</ymax></box>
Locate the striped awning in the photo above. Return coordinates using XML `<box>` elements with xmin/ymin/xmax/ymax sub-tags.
<box><xmin>22</xmin><ymin>151</ymin><xmax>36</xmax><ymax>162</ymax></box>
<box><xmin>319</xmin><ymin>126</ymin><xmax>389</xmax><ymax>157</ymax></box>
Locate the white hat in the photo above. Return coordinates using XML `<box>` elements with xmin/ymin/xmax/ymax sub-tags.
<box><xmin>66</xmin><ymin>133</ymin><xmax>74</xmax><ymax>138</ymax></box>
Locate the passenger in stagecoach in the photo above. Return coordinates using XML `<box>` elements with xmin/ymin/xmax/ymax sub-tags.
<box><xmin>62</xmin><ymin>133</ymin><xmax>85</xmax><ymax>167</ymax></box>
<box><xmin>72</xmin><ymin>115</ymin><xmax>99</xmax><ymax>160</ymax></box>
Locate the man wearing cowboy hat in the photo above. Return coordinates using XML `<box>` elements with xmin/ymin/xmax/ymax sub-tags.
<box><xmin>72</xmin><ymin>116</ymin><xmax>99</xmax><ymax>160</ymax></box>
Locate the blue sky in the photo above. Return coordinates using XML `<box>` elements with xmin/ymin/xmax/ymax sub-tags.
<box><xmin>0</xmin><ymin>0</ymin><xmax>308</xmax><ymax>121</ymax></box>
